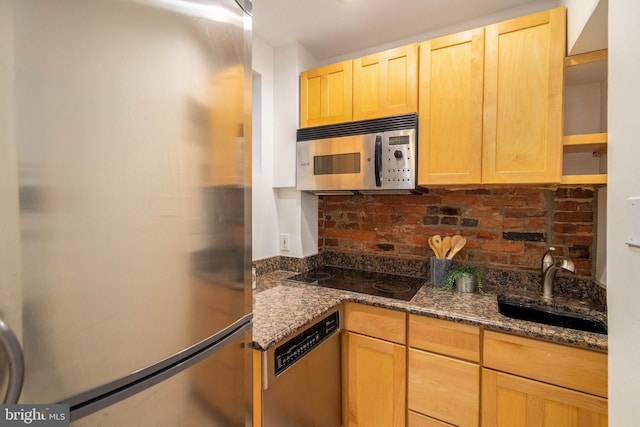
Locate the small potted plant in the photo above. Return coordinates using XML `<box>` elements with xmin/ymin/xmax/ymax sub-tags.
<box><xmin>442</xmin><ymin>263</ymin><xmax>485</xmax><ymax>294</ymax></box>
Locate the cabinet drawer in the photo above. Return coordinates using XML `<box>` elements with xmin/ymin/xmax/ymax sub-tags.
<box><xmin>344</xmin><ymin>302</ymin><xmax>406</xmax><ymax>345</ymax></box>
<box><xmin>408</xmin><ymin>349</ymin><xmax>479</xmax><ymax>427</ymax></box>
<box><xmin>482</xmin><ymin>368</ymin><xmax>608</xmax><ymax>426</ymax></box>
<box><xmin>409</xmin><ymin>315</ymin><xmax>480</xmax><ymax>362</ymax></box>
<box><xmin>483</xmin><ymin>330</ymin><xmax>607</xmax><ymax>398</ymax></box>
<box><xmin>408</xmin><ymin>410</ymin><xmax>454</xmax><ymax>427</ymax></box>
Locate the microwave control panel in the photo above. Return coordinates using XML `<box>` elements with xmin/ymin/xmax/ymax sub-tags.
<box><xmin>383</xmin><ymin>129</ymin><xmax>415</xmax><ymax>189</ymax></box>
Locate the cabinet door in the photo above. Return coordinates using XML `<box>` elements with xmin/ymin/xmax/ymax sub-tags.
<box><xmin>344</xmin><ymin>302</ymin><xmax>406</xmax><ymax>345</ymax></box>
<box><xmin>408</xmin><ymin>315</ymin><xmax>480</xmax><ymax>363</ymax></box>
<box><xmin>482</xmin><ymin>369</ymin><xmax>608</xmax><ymax>427</ymax></box>
<box><xmin>482</xmin><ymin>7</ymin><xmax>565</xmax><ymax>184</ymax></box>
<box><xmin>300</xmin><ymin>60</ymin><xmax>353</xmax><ymax>127</ymax></box>
<box><xmin>342</xmin><ymin>331</ymin><xmax>406</xmax><ymax>427</ymax></box>
<box><xmin>408</xmin><ymin>349</ymin><xmax>479</xmax><ymax>427</ymax></box>
<box><xmin>353</xmin><ymin>44</ymin><xmax>418</xmax><ymax>121</ymax></box>
<box><xmin>417</xmin><ymin>29</ymin><xmax>484</xmax><ymax>186</ymax></box>
<box><xmin>483</xmin><ymin>330</ymin><xmax>608</xmax><ymax>398</ymax></box>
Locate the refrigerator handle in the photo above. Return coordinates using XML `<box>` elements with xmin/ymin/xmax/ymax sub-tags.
<box><xmin>0</xmin><ymin>318</ymin><xmax>24</xmax><ymax>403</ymax></box>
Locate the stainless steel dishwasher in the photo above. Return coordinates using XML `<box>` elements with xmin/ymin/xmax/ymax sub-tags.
<box><xmin>260</xmin><ymin>307</ymin><xmax>342</xmax><ymax>426</ymax></box>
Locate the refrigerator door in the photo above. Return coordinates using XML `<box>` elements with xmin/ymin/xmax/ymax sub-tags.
<box><xmin>0</xmin><ymin>0</ymin><xmax>252</xmax><ymax>407</ymax></box>
<box><xmin>72</xmin><ymin>331</ymin><xmax>252</xmax><ymax>427</ymax></box>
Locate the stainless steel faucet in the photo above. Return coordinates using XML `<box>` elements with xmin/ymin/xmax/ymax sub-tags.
<box><xmin>541</xmin><ymin>247</ymin><xmax>576</xmax><ymax>299</ymax></box>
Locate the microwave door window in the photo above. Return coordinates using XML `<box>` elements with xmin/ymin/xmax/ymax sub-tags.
<box><xmin>314</xmin><ymin>152</ymin><xmax>364</xmax><ymax>190</ymax></box>
<box><xmin>314</xmin><ymin>153</ymin><xmax>361</xmax><ymax>175</ymax></box>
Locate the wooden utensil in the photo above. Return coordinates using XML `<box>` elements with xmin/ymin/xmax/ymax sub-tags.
<box><xmin>450</xmin><ymin>234</ymin><xmax>462</xmax><ymax>251</ymax></box>
<box><xmin>447</xmin><ymin>236</ymin><xmax>467</xmax><ymax>259</ymax></box>
<box><xmin>442</xmin><ymin>236</ymin><xmax>452</xmax><ymax>259</ymax></box>
<box><xmin>428</xmin><ymin>236</ymin><xmax>439</xmax><ymax>258</ymax></box>
<box><xmin>432</xmin><ymin>235</ymin><xmax>444</xmax><ymax>259</ymax></box>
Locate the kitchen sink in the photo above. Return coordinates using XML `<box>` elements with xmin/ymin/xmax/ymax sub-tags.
<box><xmin>497</xmin><ymin>296</ymin><xmax>608</xmax><ymax>335</ymax></box>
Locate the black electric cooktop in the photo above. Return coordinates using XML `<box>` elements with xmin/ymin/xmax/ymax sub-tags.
<box><xmin>287</xmin><ymin>266</ymin><xmax>425</xmax><ymax>301</ymax></box>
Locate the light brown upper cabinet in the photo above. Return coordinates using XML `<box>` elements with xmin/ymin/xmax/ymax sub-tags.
<box><xmin>353</xmin><ymin>44</ymin><xmax>418</xmax><ymax>121</ymax></box>
<box><xmin>482</xmin><ymin>7</ymin><xmax>566</xmax><ymax>184</ymax></box>
<box><xmin>300</xmin><ymin>60</ymin><xmax>353</xmax><ymax>128</ymax></box>
<box><xmin>418</xmin><ymin>8</ymin><xmax>566</xmax><ymax>186</ymax></box>
<box><xmin>418</xmin><ymin>28</ymin><xmax>485</xmax><ymax>185</ymax></box>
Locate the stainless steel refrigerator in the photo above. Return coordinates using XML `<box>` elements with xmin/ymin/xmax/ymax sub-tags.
<box><xmin>0</xmin><ymin>0</ymin><xmax>253</xmax><ymax>424</ymax></box>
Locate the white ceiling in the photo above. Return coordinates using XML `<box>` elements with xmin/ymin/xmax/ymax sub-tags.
<box><xmin>253</xmin><ymin>0</ymin><xmax>553</xmax><ymax>61</ymax></box>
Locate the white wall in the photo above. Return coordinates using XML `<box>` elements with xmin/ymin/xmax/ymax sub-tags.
<box><xmin>561</xmin><ymin>0</ymin><xmax>600</xmax><ymax>53</ymax></box>
<box><xmin>272</xmin><ymin>43</ymin><xmax>318</xmax><ymax>258</ymax></box>
<box><xmin>252</xmin><ymin>37</ymin><xmax>319</xmax><ymax>259</ymax></box>
<box><xmin>276</xmin><ymin>188</ymin><xmax>318</xmax><ymax>258</ymax></box>
<box><xmin>252</xmin><ymin>38</ymin><xmax>319</xmax><ymax>259</ymax></box>
<box><xmin>251</xmin><ymin>35</ymin><xmax>280</xmax><ymax>260</ymax></box>
<box><xmin>272</xmin><ymin>43</ymin><xmax>316</xmax><ymax>188</ymax></box>
<box><xmin>562</xmin><ymin>0</ymin><xmax>608</xmax><ymax>55</ymax></box>
<box><xmin>607</xmin><ymin>0</ymin><xmax>640</xmax><ymax>424</ymax></box>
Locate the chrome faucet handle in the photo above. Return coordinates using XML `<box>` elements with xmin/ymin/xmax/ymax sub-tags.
<box><xmin>541</xmin><ymin>247</ymin><xmax>556</xmax><ymax>273</ymax></box>
<box><xmin>541</xmin><ymin>249</ymin><xmax>576</xmax><ymax>300</ymax></box>
<box><xmin>555</xmin><ymin>257</ymin><xmax>576</xmax><ymax>274</ymax></box>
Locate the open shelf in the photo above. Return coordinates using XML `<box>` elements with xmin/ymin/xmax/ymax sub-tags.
<box><xmin>563</xmin><ymin>133</ymin><xmax>607</xmax><ymax>154</ymax></box>
<box><xmin>562</xmin><ymin>49</ymin><xmax>607</xmax><ymax>185</ymax></box>
<box><xmin>560</xmin><ymin>174</ymin><xmax>607</xmax><ymax>185</ymax></box>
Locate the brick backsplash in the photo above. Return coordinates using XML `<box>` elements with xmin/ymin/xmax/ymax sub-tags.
<box><xmin>318</xmin><ymin>187</ymin><xmax>596</xmax><ymax>277</ymax></box>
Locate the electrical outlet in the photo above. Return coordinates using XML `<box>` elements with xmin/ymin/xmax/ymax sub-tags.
<box><xmin>280</xmin><ymin>234</ymin><xmax>290</xmax><ymax>251</ymax></box>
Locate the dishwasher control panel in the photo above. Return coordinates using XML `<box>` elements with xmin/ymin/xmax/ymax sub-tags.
<box><xmin>274</xmin><ymin>310</ymin><xmax>339</xmax><ymax>376</ymax></box>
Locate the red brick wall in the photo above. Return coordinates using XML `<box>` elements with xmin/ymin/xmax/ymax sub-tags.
<box><xmin>318</xmin><ymin>187</ymin><xmax>596</xmax><ymax>277</ymax></box>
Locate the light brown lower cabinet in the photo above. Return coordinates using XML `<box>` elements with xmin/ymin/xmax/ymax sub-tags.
<box><xmin>482</xmin><ymin>368</ymin><xmax>608</xmax><ymax>427</ymax></box>
<box><xmin>483</xmin><ymin>330</ymin><xmax>607</xmax><ymax>398</ymax></box>
<box><xmin>342</xmin><ymin>303</ymin><xmax>407</xmax><ymax>427</ymax></box>
<box><xmin>408</xmin><ymin>349</ymin><xmax>479</xmax><ymax>427</ymax></box>
<box><xmin>482</xmin><ymin>330</ymin><xmax>608</xmax><ymax>427</ymax></box>
<box><xmin>342</xmin><ymin>331</ymin><xmax>406</xmax><ymax>427</ymax></box>
<box><xmin>408</xmin><ymin>315</ymin><xmax>481</xmax><ymax>427</ymax></box>
<box><xmin>257</xmin><ymin>303</ymin><xmax>608</xmax><ymax>427</ymax></box>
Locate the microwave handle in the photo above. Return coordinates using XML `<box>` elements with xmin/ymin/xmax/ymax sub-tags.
<box><xmin>374</xmin><ymin>135</ymin><xmax>382</xmax><ymax>187</ymax></box>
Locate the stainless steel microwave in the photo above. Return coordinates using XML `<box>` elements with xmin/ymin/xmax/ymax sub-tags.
<box><xmin>296</xmin><ymin>114</ymin><xmax>417</xmax><ymax>195</ymax></box>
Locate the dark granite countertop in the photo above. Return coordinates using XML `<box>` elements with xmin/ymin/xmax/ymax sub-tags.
<box><xmin>252</xmin><ymin>270</ymin><xmax>608</xmax><ymax>353</ymax></box>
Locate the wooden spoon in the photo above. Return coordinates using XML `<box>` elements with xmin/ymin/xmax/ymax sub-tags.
<box><xmin>450</xmin><ymin>234</ymin><xmax>462</xmax><ymax>251</ymax></box>
<box><xmin>432</xmin><ymin>235</ymin><xmax>444</xmax><ymax>259</ymax></box>
<box><xmin>442</xmin><ymin>236</ymin><xmax>452</xmax><ymax>259</ymax></box>
<box><xmin>428</xmin><ymin>236</ymin><xmax>439</xmax><ymax>258</ymax></box>
<box><xmin>447</xmin><ymin>236</ymin><xmax>467</xmax><ymax>259</ymax></box>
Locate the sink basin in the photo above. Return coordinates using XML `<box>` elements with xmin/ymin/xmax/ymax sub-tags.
<box><xmin>497</xmin><ymin>296</ymin><xmax>607</xmax><ymax>335</ymax></box>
